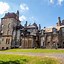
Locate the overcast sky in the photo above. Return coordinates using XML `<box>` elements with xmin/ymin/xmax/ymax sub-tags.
<box><xmin>0</xmin><ymin>0</ymin><xmax>64</xmax><ymax>28</ymax></box>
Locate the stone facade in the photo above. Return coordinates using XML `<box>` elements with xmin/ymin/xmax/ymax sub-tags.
<box><xmin>0</xmin><ymin>11</ymin><xmax>40</xmax><ymax>49</ymax></box>
<box><xmin>0</xmin><ymin>11</ymin><xmax>64</xmax><ymax>49</ymax></box>
<box><xmin>40</xmin><ymin>17</ymin><xmax>64</xmax><ymax>48</ymax></box>
<box><xmin>0</xmin><ymin>11</ymin><xmax>21</xmax><ymax>49</ymax></box>
<box><xmin>21</xmin><ymin>36</ymin><xmax>33</xmax><ymax>48</ymax></box>
<box><xmin>0</xmin><ymin>36</ymin><xmax>12</xmax><ymax>49</ymax></box>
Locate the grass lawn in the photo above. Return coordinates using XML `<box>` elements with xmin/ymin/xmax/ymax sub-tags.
<box><xmin>0</xmin><ymin>54</ymin><xmax>60</xmax><ymax>64</ymax></box>
<box><xmin>1</xmin><ymin>49</ymin><xmax>64</xmax><ymax>53</ymax></box>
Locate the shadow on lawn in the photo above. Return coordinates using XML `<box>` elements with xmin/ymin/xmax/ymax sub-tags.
<box><xmin>0</xmin><ymin>59</ymin><xmax>27</xmax><ymax>64</ymax></box>
<box><xmin>0</xmin><ymin>61</ymin><xmax>20</xmax><ymax>64</ymax></box>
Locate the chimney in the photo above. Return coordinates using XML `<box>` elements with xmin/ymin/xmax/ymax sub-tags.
<box><xmin>24</xmin><ymin>21</ymin><xmax>28</xmax><ymax>27</ymax></box>
<box><xmin>17</xmin><ymin>10</ymin><xmax>19</xmax><ymax>16</ymax></box>
<box><xmin>57</xmin><ymin>17</ymin><xmax>61</xmax><ymax>26</ymax></box>
<box><xmin>16</xmin><ymin>10</ymin><xmax>19</xmax><ymax>20</ymax></box>
<box><xmin>39</xmin><ymin>24</ymin><xmax>41</xmax><ymax>30</ymax></box>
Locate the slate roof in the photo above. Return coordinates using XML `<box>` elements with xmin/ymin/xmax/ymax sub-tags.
<box><xmin>1</xmin><ymin>12</ymin><xmax>20</xmax><ymax>21</ymax></box>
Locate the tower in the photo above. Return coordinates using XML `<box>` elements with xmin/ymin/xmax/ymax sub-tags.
<box><xmin>0</xmin><ymin>11</ymin><xmax>21</xmax><ymax>49</ymax></box>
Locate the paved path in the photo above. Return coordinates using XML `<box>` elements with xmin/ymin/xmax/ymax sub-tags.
<box><xmin>0</xmin><ymin>52</ymin><xmax>64</xmax><ymax>64</ymax></box>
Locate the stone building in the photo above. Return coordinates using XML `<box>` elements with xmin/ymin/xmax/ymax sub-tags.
<box><xmin>20</xmin><ymin>22</ymin><xmax>40</xmax><ymax>48</ymax></box>
<box><xmin>0</xmin><ymin>11</ymin><xmax>40</xmax><ymax>49</ymax></box>
<box><xmin>0</xmin><ymin>11</ymin><xmax>64</xmax><ymax>49</ymax></box>
<box><xmin>0</xmin><ymin>11</ymin><xmax>21</xmax><ymax>49</ymax></box>
<box><xmin>40</xmin><ymin>17</ymin><xmax>64</xmax><ymax>48</ymax></box>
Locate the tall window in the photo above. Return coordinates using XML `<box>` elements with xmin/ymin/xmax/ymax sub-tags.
<box><xmin>7</xmin><ymin>23</ymin><xmax>11</xmax><ymax>35</ymax></box>
<box><xmin>6</xmin><ymin>39</ymin><xmax>10</xmax><ymax>44</ymax></box>
<box><xmin>1</xmin><ymin>24</ymin><xmax>4</xmax><ymax>28</ymax></box>
<box><xmin>1</xmin><ymin>24</ymin><xmax>4</xmax><ymax>34</ymax></box>
<box><xmin>8</xmin><ymin>23</ymin><xmax>10</xmax><ymax>29</ymax></box>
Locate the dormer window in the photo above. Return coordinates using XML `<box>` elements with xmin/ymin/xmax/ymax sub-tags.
<box><xmin>52</xmin><ymin>28</ymin><xmax>57</xmax><ymax>34</ymax></box>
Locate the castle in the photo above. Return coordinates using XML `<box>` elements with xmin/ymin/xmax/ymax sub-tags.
<box><xmin>0</xmin><ymin>11</ymin><xmax>64</xmax><ymax>49</ymax></box>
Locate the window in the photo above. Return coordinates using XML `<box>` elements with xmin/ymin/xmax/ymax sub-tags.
<box><xmin>2</xmin><ymin>38</ymin><xmax>4</xmax><ymax>41</ymax></box>
<box><xmin>6</xmin><ymin>39</ymin><xmax>10</xmax><ymax>44</ymax></box>
<box><xmin>6</xmin><ymin>47</ymin><xmax>8</xmax><ymax>49</ymax></box>
<box><xmin>6</xmin><ymin>39</ymin><xmax>7</xmax><ymax>44</ymax></box>
<box><xmin>53</xmin><ymin>42</ymin><xmax>55</xmax><ymax>43</ymax></box>
<box><xmin>27</xmin><ymin>30</ymin><xmax>31</xmax><ymax>32</ymax></box>
<box><xmin>2</xmin><ymin>47</ymin><xmax>4</xmax><ymax>50</ymax></box>
<box><xmin>8</xmin><ymin>23</ymin><xmax>11</xmax><ymax>29</ymax></box>
<box><xmin>48</xmin><ymin>42</ymin><xmax>50</xmax><ymax>43</ymax></box>
<box><xmin>7</xmin><ymin>30</ymin><xmax>10</xmax><ymax>35</ymax></box>
<box><xmin>1</xmin><ymin>30</ymin><xmax>3</xmax><ymax>34</ymax></box>
<box><xmin>8</xmin><ymin>39</ymin><xmax>10</xmax><ymax>44</ymax></box>
<box><xmin>53</xmin><ymin>28</ymin><xmax>56</xmax><ymax>34</ymax></box>
<box><xmin>8</xmin><ymin>40</ymin><xmax>10</xmax><ymax>44</ymax></box>
<box><xmin>63</xmin><ymin>42</ymin><xmax>64</xmax><ymax>44</ymax></box>
<box><xmin>1</xmin><ymin>24</ymin><xmax>4</xmax><ymax>28</ymax></box>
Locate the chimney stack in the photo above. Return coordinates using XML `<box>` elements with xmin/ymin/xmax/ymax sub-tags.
<box><xmin>57</xmin><ymin>17</ymin><xmax>61</xmax><ymax>26</ymax></box>
<box><xmin>16</xmin><ymin>10</ymin><xmax>19</xmax><ymax>20</ymax></box>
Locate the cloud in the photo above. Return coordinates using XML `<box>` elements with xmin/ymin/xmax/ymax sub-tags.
<box><xmin>49</xmin><ymin>0</ymin><xmax>64</xmax><ymax>6</ymax></box>
<box><xmin>57</xmin><ymin>0</ymin><xmax>64</xmax><ymax>5</ymax></box>
<box><xmin>0</xmin><ymin>2</ymin><xmax>10</xmax><ymax>14</ymax></box>
<box><xmin>31</xmin><ymin>17</ymin><xmax>36</xmax><ymax>21</ymax></box>
<box><xmin>29</xmin><ymin>16</ymin><xmax>37</xmax><ymax>22</ymax></box>
<box><xmin>20</xmin><ymin>3</ymin><xmax>29</xmax><ymax>12</ymax></box>
<box><xmin>19</xmin><ymin>15</ymin><xmax>26</xmax><ymax>21</ymax></box>
<box><xmin>49</xmin><ymin>0</ymin><xmax>54</xmax><ymax>4</ymax></box>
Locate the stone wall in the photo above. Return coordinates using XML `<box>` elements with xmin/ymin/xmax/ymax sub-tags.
<box><xmin>0</xmin><ymin>36</ymin><xmax>12</xmax><ymax>49</ymax></box>
<box><xmin>21</xmin><ymin>37</ymin><xmax>33</xmax><ymax>48</ymax></box>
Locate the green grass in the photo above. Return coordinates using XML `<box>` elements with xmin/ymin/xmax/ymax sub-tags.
<box><xmin>2</xmin><ymin>49</ymin><xmax>64</xmax><ymax>53</ymax></box>
<box><xmin>0</xmin><ymin>54</ymin><xmax>60</xmax><ymax>64</ymax></box>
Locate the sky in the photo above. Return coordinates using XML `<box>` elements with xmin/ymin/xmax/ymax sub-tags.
<box><xmin>0</xmin><ymin>0</ymin><xmax>64</xmax><ymax>28</ymax></box>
